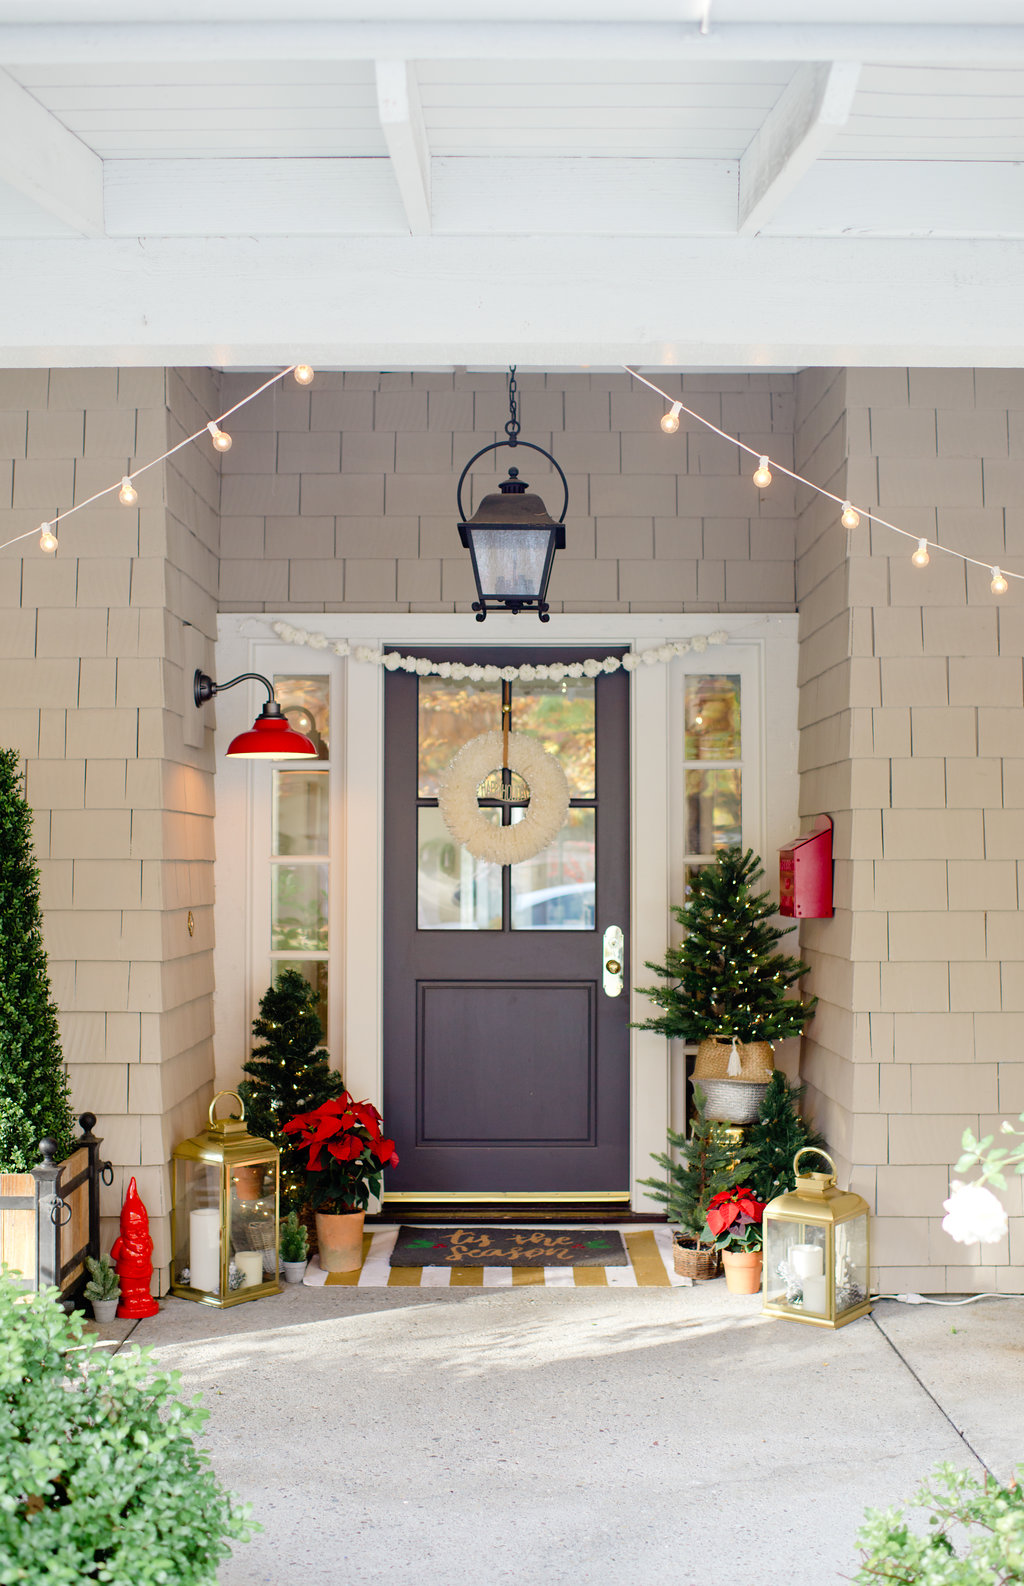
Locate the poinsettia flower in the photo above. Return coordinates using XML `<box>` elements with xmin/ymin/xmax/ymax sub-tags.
<box><xmin>327</xmin><ymin>1135</ymin><xmax>364</xmax><ymax>1162</ymax></box>
<box><xmin>352</xmin><ymin>1101</ymin><xmax>382</xmax><ymax>1130</ymax></box>
<box><xmin>706</xmin><ymin>1201</ymin><xmax>740</xmax><ymax>1236</ymax></box>
<box><xmin>372</xmin><ymin>1138</ymin><xmax>397</xmax><ymax>1165</ymax></box>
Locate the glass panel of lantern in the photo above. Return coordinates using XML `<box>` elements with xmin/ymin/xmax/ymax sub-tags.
<box><xmin>170</xmin><ymin>1091</ymin><xmax>280</xmax><ymax>1307</ymax></box>
<box><xmin>761</xmin><ymin>1149</ymin><xmax>871</xmax><ymax>1330</ymax></box>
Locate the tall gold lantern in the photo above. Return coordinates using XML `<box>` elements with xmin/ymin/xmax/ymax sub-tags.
<box><xmin>171</xmin><ymin>1090</ymin><xmax>281</xmax><ymax>1307</ymax></box>
<box><xmin>761</xmin><ymin>1149</ymin><xmax>871</xmax><ymax>1329</ymax></box>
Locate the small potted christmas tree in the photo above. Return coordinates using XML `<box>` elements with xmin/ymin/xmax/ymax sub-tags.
<box><xmin>635</xmin><ymin>847</ymin><xmax>816</xmax><ymax>1123</ymax></box>
<box><xmin>638</xmin><ymin>1087</ymin><xmax>753</xmax><ymax>1279</ymax></box>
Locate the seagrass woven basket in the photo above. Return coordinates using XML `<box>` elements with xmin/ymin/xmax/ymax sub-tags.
<box><xmin>693</xmin><ymin>1037</ymin><xmax>774</xmax><ymax>1083</ymax></box>
<box><xmin>673</xmin><ymin>1238</ymin><xmax>721</xmax><ymax>1281</ymax></box>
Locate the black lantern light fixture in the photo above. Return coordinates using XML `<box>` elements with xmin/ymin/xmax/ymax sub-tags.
<box><xmin>457</xmin><ymin>367</ymin><xmax>567</xmax><ymax>621</ymax></box>
<box><xmin>194</xmin><ymin>670</ymin><xmax>317</xmax><ymax>759</ymax></box>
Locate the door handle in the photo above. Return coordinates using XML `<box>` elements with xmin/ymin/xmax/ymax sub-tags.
<box><xmin>603</xmin><ymin>925</ymin><xmax>624</xmax><ymax>997</ymax></box>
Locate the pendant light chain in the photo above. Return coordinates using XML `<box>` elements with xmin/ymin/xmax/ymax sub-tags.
<box><xmin>505</xmin><ymin>365</ymin><xmax>520</xmax><ymax>445</ymax></box>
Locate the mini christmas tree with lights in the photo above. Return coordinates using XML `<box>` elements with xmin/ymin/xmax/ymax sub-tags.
<box><xmin>634</xmin><ymin>846</ymin><xmax>816</xmax><ymax>1044</ymax></box>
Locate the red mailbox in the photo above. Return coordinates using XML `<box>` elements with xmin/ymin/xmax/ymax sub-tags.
<box><xmin>779</xmin><ymin>816</ymin><xmax>833</xmax><ymax>919</ymax></box>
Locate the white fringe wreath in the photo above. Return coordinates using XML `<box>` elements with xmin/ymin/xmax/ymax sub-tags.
<box><xmin>437</xmin><ymin>730</ymin><xmax>570</xmax><ymax>865</ymax></box>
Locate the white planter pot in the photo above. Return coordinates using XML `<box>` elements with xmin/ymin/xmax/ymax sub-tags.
<box><xmin>282</xmin><ymin>1260</ymin><xmax>308</xmax><ymax>1284</ymax></box>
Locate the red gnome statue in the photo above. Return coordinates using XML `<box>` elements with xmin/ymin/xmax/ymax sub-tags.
<box><xmin>111</xmin><ymin>1176</ymin><xmax>160</xmax><ymax>1318</ymax></box>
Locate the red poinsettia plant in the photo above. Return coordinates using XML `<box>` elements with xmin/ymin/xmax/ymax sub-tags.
<box><xmin>282</xmin><ymin>1092</ymin><xmax>399</xmax><ymax>1213</ymax></box>
<box><xmin>701</xmin><ymin>1185</ymin><xmax>766</xmax><ymax>1252</ymax></box>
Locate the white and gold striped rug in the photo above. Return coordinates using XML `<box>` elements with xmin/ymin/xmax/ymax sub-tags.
<box><xmin>302</xmin><ymin>1225</ymin><xmax>691</xmax><ymax>1288</ymax></box>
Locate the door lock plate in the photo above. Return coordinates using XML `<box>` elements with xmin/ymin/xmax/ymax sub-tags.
<box><xmin>603</xmin><ymin>926</ymin><xmax>624</xmax><ymax>997</ymax></box>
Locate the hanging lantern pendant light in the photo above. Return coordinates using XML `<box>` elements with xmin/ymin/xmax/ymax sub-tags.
<box><xmin>457</xmin><ymin>367</ymin><xmax>567</xmax><ymax>622</ymax></box>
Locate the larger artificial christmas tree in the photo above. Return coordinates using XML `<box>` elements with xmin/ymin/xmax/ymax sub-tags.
<box><xmin>238</xmin><ymin>968</ymin><xmax>344</xmax><ymax>1209</ymax></box>
<box><xmin>0</xmin><ymin>748</ymin><xmax>75</xmax><ymax>1172</ymax></box>
<box><xmin>634</xmin><ymin>847</ymin><xmax>816</xmax><ymax>1044</ymax></box>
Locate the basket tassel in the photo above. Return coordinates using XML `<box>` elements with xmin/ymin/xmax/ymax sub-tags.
<box><xmin>727</xmin><ymin>1038</ymin><xmax>742</xmax><ymax>1077</ymax></box>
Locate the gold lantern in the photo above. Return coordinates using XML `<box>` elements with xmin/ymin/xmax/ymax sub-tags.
<box><xmin>171</xmin><ymin>1090</ymin><xmax>281</xmax><ymax>1307</ymax></box>
<box><xmin>761</xmin><ymin>1148</ymin><xmax>871</xmax><ymax>1329</ymax></box>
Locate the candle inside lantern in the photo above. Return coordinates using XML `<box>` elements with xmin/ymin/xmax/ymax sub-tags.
<box><xmin>235</xmin><ymin>1250</ymin><xmax>264</xmax><ymax>1288</ymax></box>
<box><xmin>801</xmin><ymin>1275</ymin><xmax>827</xmax><ymax>1312</ymax></box>
<box><xmin>189</xmin><ymin>1207</ymin><xmax>221</xmax><ymax>1291</ymax></box>
<box><xmin>791</xmin><ymin>1243</ymin><xmax>824</xmax><ymax>1279</ymax></box>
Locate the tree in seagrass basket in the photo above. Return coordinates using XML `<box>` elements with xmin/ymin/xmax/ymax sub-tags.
<box><xmin>238</xmin><ymin>968</ymin><xmax>344</xmax><ymax>1210</ymax></box>
<box><xmin>634</xmin><ymin>847</ymin><xmax>816</xmax><ymax>1045</ymax></box>
<box><xmin>0</xmin><ymin>747</ymin><xmax>74</xmax><ymax>1172</ymax></box>
<box><xmin>638</xmin><ymin>1086</ymin><xmax>754</xmax><ymax>1246</ymax></box>
<box><xmin>745</xmin><ymin>1071</ymin><xmax>829</xmax><ymax>1205</ymax></box>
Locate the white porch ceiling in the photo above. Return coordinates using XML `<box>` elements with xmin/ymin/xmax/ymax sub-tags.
<box><xmin>1</xmin><ymin>1</ymin><xmax>1023</xmax><ymax>367</ymax></box>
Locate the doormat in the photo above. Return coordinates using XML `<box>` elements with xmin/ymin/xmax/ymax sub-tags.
<box><xmin>390</xmin><ymin>1225</ymin><xmax>627</xmax><ymax>1267</ymax></box>
<box><xmin>302</xmin><ymin>1226</ymin><xmax>693</xmax><ymax>1287</ymax></box>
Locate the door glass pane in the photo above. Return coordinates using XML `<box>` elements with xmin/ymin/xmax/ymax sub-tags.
<box><xmin>418</xmin><ymin>678</ymin><xmax>501</xmax><ymax>797</ymax></box>
<box><xmin>417</xmin><ymin>807</ymin><xmax>501</xmax><ymax>929</ymax></box>
<box><xmin>273</xmin><ymin>769</ymin><xmax>329</xmax><ymax>856</ymax></box>
<box><xmin>685</xmin><ymin>675</ymin><xmax>740</xmax><ymax>761</ymax></box>
<box><xmin>685</xmin><ymin>769</ymin><xmax>742</xmax><ymax>854</ymax></box>
<box><xmin>271</xmin><ymin>863</ymin><xmax>328</xmax><ymax>951</ymax></box>
<box><xmin>273</xmin><ymin>958</ymin><xmax>328</xmax><ymax>1041</ymax></box>
<box><xmin>512</xmin><ymin>679</ymin><xmax>595</xmax><ymax>797</ymax></box>
<box><xmin>274</xmin><ymin>675</ymin><xmax>330</xmax><ymax>759</ymax></box>
<box><xmin>511</xmin><ymin>808</ymin><xmax>596</xmax><ymax>931</ymax></box>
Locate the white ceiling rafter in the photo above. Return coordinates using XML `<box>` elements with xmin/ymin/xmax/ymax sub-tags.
<box><xmin>0</xmin><ymin>65</ymin><xmax>103</xmax><ymax>234</ymax></box>
<box><xmin>738</xmin><ymin>60</ymin><xmax>860</xmax><ymax>235</ymax></box>
<box><xmin>375</xmin><ymin>60</ymin><xmax>432</xmax><ymax>235</ymax></box>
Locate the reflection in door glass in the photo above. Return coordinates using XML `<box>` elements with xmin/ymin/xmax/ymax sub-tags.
<box><xmin>272</xmin><ymin>769</ymin><xmax>329</xmax><ymax>856</ymax></box>
<box><xmin>513</xmin><ymin>679</ymin><xmax>595</xmax><ymax>797</ymax></box>
<box><xmin>685</xmin><ymin>675</ymin><xmax>740</xmax><ymax>761</ymax></box>
<box><xmin>418</xmin><ymin>678</ymin><xmax>501</xmax><ymax>797</ymax></box>
<box><xmin>685</xmin><ymin>768</ymin><xmax>742</xmax><ymax>854</ymax></box>
<box><xmin>274</xmin><ymin>675</ymin><xmax>330</xmax><ymax>758</ymax></box>
<box><xmin>417</xmin><ymin>806</ymin><xmax>501</xmax><ymax>929</ymax></box>
<box><xmin>271</xmin><ymin>864</ymin><xmax>328</xmax><ymax>952</ymax></box>
<box><xmin>511</xmin><ymin>808</ymin><xmax>596</xmax><ymax>930</ymax></box>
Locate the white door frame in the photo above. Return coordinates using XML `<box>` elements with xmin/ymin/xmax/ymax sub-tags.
<box><xmin>213</xmin><ymin>610</ymin><xmax>799</xmax><ymax>1212</ymax></box>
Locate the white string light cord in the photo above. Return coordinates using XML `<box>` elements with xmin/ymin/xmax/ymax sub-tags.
<box><xmin>625</xmin><ymin>366</ymin><xmax>1022</xmax><ymax>597</ymax></box>
<box><xmin>0</xmin><ymin>364</ymin><xmax>315</xmax><ymax>558</ymax></box>
<box><xmin>874</xmin><ymin>1291</ymin><xmax>1024</xmax><ymax>1305</ymax></box>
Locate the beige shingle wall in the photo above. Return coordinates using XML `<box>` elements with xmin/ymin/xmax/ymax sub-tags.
<box><xmin>0</xmin><ymin>367</ymin><xmax>221</xmax><ymax>1288</ymax></box>
<box><xmin>218</xmin><ymin>369</ymin><xmax>798</xmax><ymax>614</ymax></box>
<box><xmin>796</xmin><ymin>366</ymin><xmax>1024</xmax><ymax>1295</ymax></box>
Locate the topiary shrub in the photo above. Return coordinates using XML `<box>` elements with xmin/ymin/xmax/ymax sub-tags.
<box><xmin>0</xmin><ymin>1268</ymin><xmax>256</xmax><ymax>1584</ymax></box>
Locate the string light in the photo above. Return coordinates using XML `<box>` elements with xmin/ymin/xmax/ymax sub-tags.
<box><xmin>118</xmin><ymin>476</ymin><xmax>138</xmax><ymax>505</ymax></box>
<box><xmin>841</xmin><ymin>501</ymin><xmax>860</xmax><ymax>529</ymax></box>
<box><xmin>660</xmin><ymin>402</ymin><xmax>682</xmax><ymax>434</ymax></box>
<box><xmin>991</xmin><ymin>566</ymin><xmax>1009</xmax><ymax>595</ymax></box>
<box><xmin>912</xmin><ymin>538</ymin><xmax>930</xmax><ymax>568</ymax></box>
<box><xmin>752</xmin><ymin>455</ymin><xmax>772</xmax><ymax>489</ymax></box>
<box><xmin>38</xmin><ymin>523</ymin><xmax>57</xmax><ymax>554</ymax></box>
<box><xmin>206</xmin><ymin>421</ymin><xmax>232</xmax><ymax>453</ymax></box>
<box><xmin>294</xmin><ymin>365</ymin><xmax>315</xmax><ymax>385</ymax></box>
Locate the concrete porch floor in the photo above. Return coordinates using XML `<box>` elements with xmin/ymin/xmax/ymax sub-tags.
<box><xmin>97</xmin><ymin>1283</ymin><xmax>1024</xmax><ymax>1586</ymax></box>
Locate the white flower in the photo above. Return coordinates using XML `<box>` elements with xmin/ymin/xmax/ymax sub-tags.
<box><xmin>332</xmin><ymin>641</ymin><xmax>350</xmax><ymax>656</ymax></box>
<box><xmin>567</xmin><ymin>663</ymin><xmax>584</xmax><ymax>679</ymax></box>
<box><xmin>941</xmin><ymin>1181</ymin><xmax>1008</xmax><ymax>1245</ymax></box>
<box><xmin>692</xmin><ymin>635</ymin><xmax>708</xmax><ymax>653</ymax></box>
<box><xmin>309</xmin><ymin>632</ymin><xmax>328</xmax><ymax>650</ymax></box>
<box><xmin>602</xmin><ymin>656</ymin><xmax>620</xmax><ymax>673</ymax></box>
<box><xmin>415</xmin><ymin>658</ymin><xmax>433</xmax><ymax>676</ymax></box>
<box><xmin>533</xmin><ymin>666</ymin><xmax>549</xmax><ymax>680</ymax></box>
<box><xmin>437</xmin><ymin>661</ymin><xmax>452</xmax><ymax>679</ymax></box>
<box><xmin>382</xmin><ymin>652</ymin><xmax>401</xmax><ymax>671</ymax></box>
<box><xmin>400</xmin><ymin>656</ymin><xmax>417</xmax><ymax>672</ymax></box>
<box><xmin>450</xmin><ymin>663</ymin><xmax>466</xmax><ymax>680</ymax></box>
<box><xmin>582</xmin><ymin>659</ymin><xmax>602</xmax><ymax>678</ymax></box>
<box><xmin>274</xmin><ymin>622</ymin><xmax>296</xmax><ymax>642</ymax></box>
<box><xmin>500</xmin><ymin>666</ymin><xmax>518</xmax><ymax>682</ymax></box>
<box><xmin>709</xmin><ymin>629</ymin><xmax>729</xmax><ymax>644</ymax></box>
<box><xmin>548</xmin><ymin>664</ymin><xmax>566</xmax><ymax>682</ymax></box>
<box><xmin>467</xmin><ymin>665</ymin><xmax>484</xmax><ymax>682</ymax></box>
<box><xmin>656</xmin><ymin>645</ymin><xmax>674</xmax><ymax>664</ymax></box>
<box><xmin>642</xmin><ymin>649</ymin><xmax>658</xmax><ymax>666</ymax></box>
<box><xmin>622</xmin><ymin>653</ymin><xmax>639</xmax><ymax>671</ymax></box>
<box><xmin>518</xmin><ymin>664</ymin><xmax>536</xmax><ymax>682</ymax></box>
<box><xmin>482</xmin><ymin>665</ymin><xmax>501</xmax><ymax>682</ymax></box>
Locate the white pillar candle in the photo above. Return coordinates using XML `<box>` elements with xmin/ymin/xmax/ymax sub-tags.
<box><xmin>236</xmin><ymin>1250</ymin><xmax>264</xmax><ymax>1288</ymax></box>
<box><xmin>189</xmin><ymin>1208</ymin><xmax>221</xmax><ymax>1292</ymax></box>
<box><xmin>801</xmin><ymin>1274</ymin><xmax>828</xmax><ymax>1313</ymax></box>
<box><xmin>791</xmin><ymin>1243</ymin><xmax>824</xmax><ymax>1279</ymax></box>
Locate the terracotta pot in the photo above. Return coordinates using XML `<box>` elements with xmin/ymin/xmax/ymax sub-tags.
<box><xmin>233</xmin><ymin>1165</ymin><xmax>265</xmax><ymax>1201</ymax></box>
<box><xmin>314</xmin><ymin>1210</ymin><xmax>365</xmax><ymax>1273</ymax></box>
<box><xmin>722</xmin><ymin>1248</ymin><xmax>764</xmax><ymax>1295</ymax></box>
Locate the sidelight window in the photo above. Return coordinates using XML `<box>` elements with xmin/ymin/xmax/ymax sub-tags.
<box><xmin>268</xmin><ymin>675</ymin><xmax>330</xmax><ymax>1036</ymax></box>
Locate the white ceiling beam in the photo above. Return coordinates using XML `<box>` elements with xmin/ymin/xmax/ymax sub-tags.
<box><xmin>0</xmin><ymin>66</ymin><xmax>103</xmax><ymax>235</ymax></box>
<box><xmin>0</xmin><ymin>235</ymin><xmax>1020</xmax><ymax>368</ymax></box>
<box><xmin>3</xmin><ymin>22</ymin><xmax>1024</xmax><ymax>67</ymax></box>
<box><xmin>738</xmin><ymin>61</ymin><xmax>859</xmax><ymax>235</ymax></box>
<box><xmin>757</xmin><ymin>159</ymin><xmax>1024</xmax><ymax>239</ymax></box>
<box><xmin>374</xmin><ymin>60</ymin><xmax>431</xmax><ymax>237</ymax></box>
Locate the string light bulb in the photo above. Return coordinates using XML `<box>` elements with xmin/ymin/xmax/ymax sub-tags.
<box><xmin>206</xmin><ymin>420</ymin><xmax>232</xmax><ymax>452</ymax></box>
<box><xmin>840</xmin><ymin>501</ymin><xmax>860</xmax><ymax>529</ymax></box>
<box><xmin>991</xmin><ymin>566</ymin><xmax>1009</xmax><ymax>595</ymax></box>
<box><xmin>912</xmin><ymin>538</ymin><xmax>930</xmax><ymax>568</ymax></box>
<box><xmin>118</xmin><ymin>475</ymin><xmax>138</xmax><ymax>505</ymax></box>
<box><xmin>294</xmin><ymin>365</ymin><xmax>314</xmax><ymax>385</ymax></box>
<box><xmin>752</xmin><ymin>455</ymin><xmax>772</xmax><ymax>489</ymax></box>
<box><xmin>38</xmin><ymin>523</ymin><xmax>57</xmax><ymax>554</ymax></box>
<box><xmin>660</xmin><ymin>402</ymin><xmax>682</xmax><ymax>434</ymax></box>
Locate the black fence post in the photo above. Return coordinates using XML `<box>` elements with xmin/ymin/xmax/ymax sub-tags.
<box><xmin>77</xmin><ymin>1112</ymin><xmax>112</xmax><ymax>1272</ymax></box>
<box><xmin>32</xmin><ymin>1137</ymin><xmax>65</xmax><ymax>1293</ymax></box>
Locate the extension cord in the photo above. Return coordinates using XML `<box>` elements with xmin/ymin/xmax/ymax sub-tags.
<box><xmin>874</xmin><ymin>1291</ymin><xmax>1024</xmax><ymax>1306</ymax></box>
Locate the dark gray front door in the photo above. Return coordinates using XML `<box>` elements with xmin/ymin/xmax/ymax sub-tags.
<box><xmin>383</xmin><ymin>648</ymin><xmax>629</xmax><ymax>1196</ymax></box>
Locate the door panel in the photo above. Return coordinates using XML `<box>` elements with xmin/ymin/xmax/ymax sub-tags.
<box><xmin>383</xmin><ymin>647</ymin><xmax>629</xmax><ymax>1196</ymax></box>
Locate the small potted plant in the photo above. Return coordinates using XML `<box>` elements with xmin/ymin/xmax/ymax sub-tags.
<box><xmin>279</xmin><ymin>1210</ymin><xmax>309</xmax><ymax>1283</ymax></box>
<box><xmin>83</xmin><ymin>1253</ymin><xmax>121</xmax><ymax>1323</ymax></box>
<box><xmin>702</xmin><ymin>1184</ymin><xmax>766</xmax><ymax>1293</ymax></box>
<box><xmin>638</xmin><ymin>1087</ymin><xmax>753</xmax><ymax>1280</ymax></box>
<box><xmin>283</xmin><ymin>1092</ymin><xmax>398</xmax><ymax>1273</ymax></box>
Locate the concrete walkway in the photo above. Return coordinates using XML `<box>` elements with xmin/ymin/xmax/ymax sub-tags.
<box><xmin>100</xmin><ymin>1283</ymin><xmax>1024</xmax><ymax>1586</ymax></box>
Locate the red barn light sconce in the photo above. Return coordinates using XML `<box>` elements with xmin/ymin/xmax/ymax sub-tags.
<box><xmin>193</xmin><ymin>670</ymin><xmax>317</xmax><ymax>760</ymax></box>
<box><xmin>457</xmin><ymin>367</ymin><xmax>567</xmax><ymax>622</ymax></box>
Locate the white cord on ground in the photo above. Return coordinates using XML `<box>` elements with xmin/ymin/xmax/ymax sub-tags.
<box><xmin>872</xmin><ymin>1291</ymin><xmax>1024</xmax><ymax>1305</ymax></box>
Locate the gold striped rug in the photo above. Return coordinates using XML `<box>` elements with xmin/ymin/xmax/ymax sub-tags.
<box><xmin>302</xmin><ymin>1225</ymin><xmax>691</xmax><ymax>1288</ymax></box>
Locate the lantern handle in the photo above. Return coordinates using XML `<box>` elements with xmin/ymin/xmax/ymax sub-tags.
<box><xmin>456</xmin><ymin>438</ymin><xmax>569</xmax><ymax>526</ymax></box>
<box><xmin>209</xmin><ymin>1089</ymin><xmax>245</xmax><ymax>1127</ymax></box>
<box><xmin>793</xmin><ymin>1146</ymin><xmax>836</xmax><ymax>1184</ymax></box>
